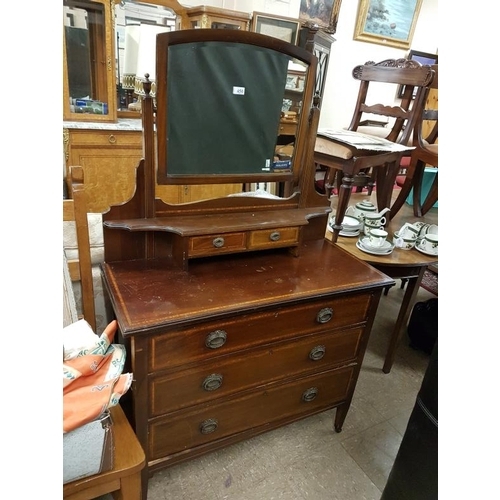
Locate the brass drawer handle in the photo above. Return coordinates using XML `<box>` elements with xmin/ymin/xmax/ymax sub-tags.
<box><xmin>202</xmin><ymin>373</ymin><xmax>223</xmax><ymax>391</ymax></box>
<box><xmin>108</xmin><ymin>134</ymin><xmax>116</xmax><ymax>144</ymax></box>
<box><xmin>302</xmin><ymin>387</ymin><xmax>318</xmax><ymax>402</ymax></box>
<box><xmin>213</xmin><ymin>237</ymin><xmax>225</xmax><ymax>248</ymax></box>
<box><xmin>316</xmin><ymin>307</ymin><xmax>333</xmax><ymax>324</ymax></box>
<box><xmin>199</xmin><ymin>418</ymin><xmax>218</xmax><ymax>435</ymax></box>
<box><xmin>205</xmin><ymin>329</ymin><xmax>227</xmax><ymax>349</ymax></box>
<box><xmin>309</xmin><ymin>345</ymin><xmax>326</xmax><ymax>361</ymax></box>
<box><xmin>269</xmin><ymin>231</ymin><xmax>281</xmax><ymax>242</ymax></box>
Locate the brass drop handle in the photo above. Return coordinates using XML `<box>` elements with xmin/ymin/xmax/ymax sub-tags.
<box><xmin>108</xmin><ymin>134</ymin><xmax>116</xmax><ymax>144</ymax></box>
<box><xmin>302</xmin><ymin>387</ymin><xmax>318</xmax><ymax>402</ymax></box>
<box><xmin>213</xmin><ymin>237</ymin><xmax>225</xmax><ymax>248</ymax></box>
<box><xmin>309</xmin><ymin>345</ymin><xmax>326</xmax><ymax>361</ymax></box>
<box><xmin>202</xmin><ymin>373</ymin><xmax>223</xmax><ymax>391</ymax></box>
<box><xmin>205</xmin><ymin>329</ymin><xmax>227</xmax><ymax>349</ymax></box>
<box><xmin>269</xmin><ymin>231</ymin><xmax>281</xmax><ymax>242</ymax></box>
<box><xmin>316</xmin><ymin>307</ymin><xmax>333</xmax><ymax>324</ymax></box>
<box><xmin>199</xmin><ymin>418</ymin><xmax>218</xmax><ymax>435</ymax></box>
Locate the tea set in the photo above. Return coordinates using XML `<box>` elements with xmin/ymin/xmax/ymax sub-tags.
<box><xmin>328</xmin><ymin>199</ymin><xmax>438</xmax><ymax>257</ymax></box>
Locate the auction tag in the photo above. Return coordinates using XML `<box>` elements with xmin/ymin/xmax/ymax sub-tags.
<box><xmin>233</xmin><ymin>86</ymin><xmax>245</xmax><ymax>95</ymax></box>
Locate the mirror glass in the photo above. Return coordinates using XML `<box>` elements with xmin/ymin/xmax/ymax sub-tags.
<box><xmin>155</xmin><ymin>32</ymin><xmax>311</xmax><ymax>190</ymax></box>
<box><xmin>63</xmin><ymin>0</ymin><xmax>110</xmax><ymax>115</ymax></box>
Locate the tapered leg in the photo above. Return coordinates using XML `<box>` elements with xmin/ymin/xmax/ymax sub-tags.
<box><xmin>331</xmin><ymin>172</ymin><xmax>354</xmax><ymax>243</ymax></box>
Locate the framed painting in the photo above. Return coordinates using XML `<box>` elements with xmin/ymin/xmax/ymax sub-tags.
<box><xmin>353</xmin><ymin>0</ymin><xmax>423</xmax><ymax>49</ymax></box>
<box><xmin>397</xmin><ymin>49</ymin><xmax>438</xmax><ymax>97</ymax></box>
<box><xmin>299</xmin><ymin>0</ymin><xmax>342</xmax><ymax>34</ymax></box>
<box><xmin>251</xmin><ymin>12</ymin><xmax>301</xmax><ymax>45</ymax></box>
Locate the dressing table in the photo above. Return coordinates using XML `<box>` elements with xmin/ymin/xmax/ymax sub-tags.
<box><xmin>86</xmin><ymin>29</ymin><xmax>394</xmax><ymax>498</ymax></box>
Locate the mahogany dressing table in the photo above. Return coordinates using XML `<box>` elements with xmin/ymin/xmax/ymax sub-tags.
<box><xmin>91</xmin><ymin>29</ymin><xmax>394</xmax><ymax>498</ymax></box>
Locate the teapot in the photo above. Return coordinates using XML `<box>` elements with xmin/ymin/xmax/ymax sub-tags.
<box><xmin>346</xmin><ymin>200</ymin><xmax>390</xmax><ymax>222</ymax></box>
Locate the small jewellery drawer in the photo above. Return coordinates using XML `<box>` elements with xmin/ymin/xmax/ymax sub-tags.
<box><xmin>188</xmin><ymin>232</ymin><xmax>246</xmax><ymax>257</ymax></box>
<box><xmin>149</xmin><ymin>364</ymin><xmax>355</xmax><ymax>460</ymax></box>
<box><xmin>150</xmin><ymin>293</ymin><xmax>372</xmax><ymax>372</ymax></box>
<box><xmin>150</xmin><ymin>327</ymin><xmax>363</xmax><ymax>416</ymax></box>
<box><xmin>247</xmin><ymin>227</ymin><xmax>299</xmax><ymax>249</ymax></box>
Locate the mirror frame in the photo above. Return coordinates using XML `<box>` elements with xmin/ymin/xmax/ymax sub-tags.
<box><xmin>63</xmin><ymin>0</ymin><xmax>117</xmax><ymax>122</ymax></box>
<box><xmin>154</xmin><ymin>29</ymin><xmax>317</xmax><ymax>187</ymax></box>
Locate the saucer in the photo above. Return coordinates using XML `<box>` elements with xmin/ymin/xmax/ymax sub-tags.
<box><xmin>359</xmin><ymin>236</ymin><xmax>394</xmax><ymax>253</ymax></box>
<box><xmin>357</xmin><ymin>238</ymin><xmax>394</xmax><ymax>255</ymax></box>
<box><xmin>339</xmin><ymin>229</ymin><xmax>360</xmax><ymax>237</ymax></box>
<box><xmin>415</xmin><ymin>245</ymin><xmax>438</xmax><ymax>257</ymax></box>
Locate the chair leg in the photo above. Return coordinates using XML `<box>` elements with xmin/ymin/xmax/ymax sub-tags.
<box><xmin>421</xmin><ymin>173</ymin><xmax>438</xmax><ymax>215</ymax></box>
<box><xmin>412</xmin><ymin>161</ymin><xmax>426</xmax><ymax>217</ymax></box>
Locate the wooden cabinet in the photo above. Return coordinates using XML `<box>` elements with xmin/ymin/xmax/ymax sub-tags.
<box><xmin>102</xmin><ymin>239</ymin><xmax>393</xmax><ymax>494</ymax></box>
<box><xmin>63</xmin><ymin>125</ymin><xmax>242</xmax><ymax>205</ymax></box>
<box><xmin>185</xmin><ymin>5</ymin><xmax>251</xmax><ymax>30</ymax></box>
<box><xmin>299</xmin><ymin>26</ymin><xmax>335</xmax><ymax>106</ymax></box>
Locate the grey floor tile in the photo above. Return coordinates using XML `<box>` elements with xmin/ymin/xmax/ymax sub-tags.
<box><xmin>341</xmin><ymin>420</ymin><xmax>405</xmax><ymax>491</ymax></box>
<box><xmin>283</xmin><ymin>442</ymin><xmax>382</xmax><ymax>500</ymax></box>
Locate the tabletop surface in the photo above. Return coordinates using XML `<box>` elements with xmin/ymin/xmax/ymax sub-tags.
<box><xmin>326</xmin><ymin>191</ymin><xmax>438</xmax><ymax>268</ymax></box>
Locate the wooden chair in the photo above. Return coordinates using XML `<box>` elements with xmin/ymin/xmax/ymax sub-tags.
<box><xmin>63</xmin><ymin>167</ymin><xmax>146</xmax><ymax>500</ymax></box>
<box><xmin>63</xmin><ymin>404</ymin><xmax>146</xmax><ymax>500</ymax></box>
<box><xmin>313</xmin><ymin>59</ymin><xmax>435</xmax><ymax>242</ymax></box>
<box><xmin>390</xmin><ymin>64</ymin><xmax>438</xmax><ymax>217</ymax></box>
<box><xmin>63</xmin><ymin>195</ymin><xmax>96</xmax><ymax>332</ymax></box>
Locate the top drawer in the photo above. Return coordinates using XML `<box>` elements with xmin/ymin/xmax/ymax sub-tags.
<box><xmin>150</xmin><ymin>292</ymin><xmax>373</xmax><ymax>372</ymax></box>
<box><xmin>67</xmin><ymin>129</ymin><xmax>143</xmax><ymax>147</ymax></box>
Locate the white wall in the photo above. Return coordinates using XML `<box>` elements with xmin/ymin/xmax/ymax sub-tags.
<box><xmin>180</xmin><ymin>0</ymin><xmax>438</xmax><ymax>129</ymax></box>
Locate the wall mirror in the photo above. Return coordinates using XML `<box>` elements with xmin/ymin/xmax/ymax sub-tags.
<box><xmin>154</xmin><ymin>30</ymin><xmax>315</xmax><ymax>191</ymax></box>
<box><xmin>63</xmin><ymin>0</ymin><xmax>117</xmax><ymax>122</ymax></box>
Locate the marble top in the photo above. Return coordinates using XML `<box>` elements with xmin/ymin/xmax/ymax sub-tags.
<box><xmin>63</xmin><ymin>118</ymin><xmax>143</xmax><ymax>131</ymax></box>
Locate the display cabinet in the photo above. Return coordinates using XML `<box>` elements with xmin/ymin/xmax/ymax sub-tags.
<box><xmin>299</xmin><ymin>25</ymin><xmax>335</xmax><ymax>106</ymax></box>
<box><xmin>185</xmin><ymin>5</ymin><xmax>252</xmax><ymax>30</ymax></box>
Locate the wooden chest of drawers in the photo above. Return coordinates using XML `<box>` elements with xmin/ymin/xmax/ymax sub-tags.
<box><xmin>102</xmin><ymin>240</ymin><xmax>393</xmax><ymax>493</ymax></box>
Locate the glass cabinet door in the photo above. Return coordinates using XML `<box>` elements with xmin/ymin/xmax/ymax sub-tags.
<box><xmin>63</xmin><ymin>0</ymin><xmax>117</xmax><ymax>122</ymax></box>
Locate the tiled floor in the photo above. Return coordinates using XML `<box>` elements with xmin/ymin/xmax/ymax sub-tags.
<box><xmin>143</xmin><ymin>284</ymin><xmax>436</xmax><ymax>500</ymax></box>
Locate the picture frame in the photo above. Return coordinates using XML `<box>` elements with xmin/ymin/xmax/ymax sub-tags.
<box><xmin>397</xmin><ymin>49</ymin><xmax>438</xmax><ymax>97</ymax></box>
<box><xmin>299</xmin><ymin>0</ymin><xmax>342</xmax><ymax>34</ymax></box>
<box><xmin>251</xmin><ymin>12</ymin><xmax>301</xmax><ymax>45</ymax></box>
<box><xmin>353</xmin><ymin>0</ymin><xmax>423</xmax><ymax>50</ymax></box>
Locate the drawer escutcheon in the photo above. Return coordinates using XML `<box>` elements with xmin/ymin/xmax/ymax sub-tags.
<box><xmin>212</xmin><ymin>237</ymin><xmax>225</xmax><ymax>248</ymax></box>
<box><xmin>205</xmin><ymin>329</ymin><xmax>227</xmax><ymax>349</ymax></box>
<box><xmin>269</xmin><ymin>231</ymin><xmax>281</xmax><ymax>242</ymax></box>
<box><xmin>199</xmin><ymin>418</ymin><xmax>218</xmax><ymax>434</ymax></box>
<box><xmin>309</xmin><ymin>345</ymin><xmax>326</xmax><ymax>361</ymax></box>
<box><xmin>202</xmin><ymin>373</ymin><xmax>223</xmax><ymax>391</ymax></box>
<box><xmin>316</xmin><ymin>307</ymin><xmax>333</xmax><ymax>324</ymax></box>
<box><xmin>302</xmin><ymin>387</ymin><xmax>319</xmax><ymax>402</ymax></box>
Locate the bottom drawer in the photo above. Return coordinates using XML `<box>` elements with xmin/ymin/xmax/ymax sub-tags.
<box><xmin>149</xmin><ymin>365</ymin><xmax>355</xmax><ymax>460</ymax></box>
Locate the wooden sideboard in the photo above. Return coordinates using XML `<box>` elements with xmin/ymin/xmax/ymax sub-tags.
<box><xmin>101</xmin><ymin>240</ymin><xmax>393</xmax><ymax>496</ymax></box>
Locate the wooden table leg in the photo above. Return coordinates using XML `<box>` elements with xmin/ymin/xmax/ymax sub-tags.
<box><xmin>383</xmin><ymin>266</ymin><xmax>426</xmax><ymax>374</ymax></box>
<box><xmin>331</xmin><ymin>172</ymin><xmax>354</xmax><ymax>243</ymax></box>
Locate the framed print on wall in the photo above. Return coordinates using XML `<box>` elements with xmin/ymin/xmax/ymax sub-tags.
<box><xmin>299</xmin><ymin>0</ymin><xmax>342</xmax><ymax>34</ymax></box>
<box><xmin>251</xmin><ymin>12</ymin><xmax>301</xmax><ymax>45</ymax></box>
<box><xmin>353</xmin><ymin>0</ymin><xmax>423</xmax><ymax>49</ymax></box>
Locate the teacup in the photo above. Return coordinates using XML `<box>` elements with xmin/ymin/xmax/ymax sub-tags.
<box><xmin>417</xmin><ymin>234</ymin><xmax>438</xmax><ymax>254</ymax></box>
<box><xmin>363</xmin><ymin>214</ymin><xmax>386</xmax><ymax>236</ymax></box>
<box><xmin>398</xmin><ymin>223</ymin><xmax>419</xmax><ymax>239</ymax></box>
<box><xmin>393</xmin><ymin>231</ymin><xmax>416</xmax><ymax>250</ymax></box>
<box><xmin>368</xmin><ymin>228</ymin><xmax>388</xmax><ymax>247</ymax></box>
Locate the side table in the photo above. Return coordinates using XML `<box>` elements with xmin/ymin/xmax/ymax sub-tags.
<box><xmin>326</xmin><ymin>193</ymin><xmax>438</xmax><ymax>373</ymax></box>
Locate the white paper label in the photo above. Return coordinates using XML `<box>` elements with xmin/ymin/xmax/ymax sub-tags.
<box><xmin>233</xmin><ymin>86</ymin><xmax>245</xmax><ymax>95</ymax></box>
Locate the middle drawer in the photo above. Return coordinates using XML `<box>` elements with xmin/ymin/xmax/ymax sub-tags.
<box><xmin>150</xmin><ymin>292</ymin><xmax>372</xmax><ymax>372</ymax></box>
<box><xmin>150</xmin><ymin>326</ymin><xmax>363</xmax><ymax>416</ymax></box>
